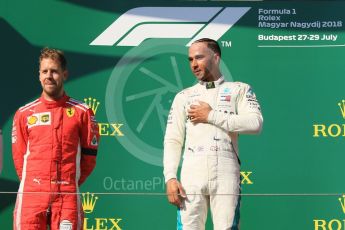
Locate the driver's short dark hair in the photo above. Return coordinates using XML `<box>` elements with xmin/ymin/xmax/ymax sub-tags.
<box><xmin>192</xmin><ymin>38</ymin><xmax>221</xmax><ymax>57</ymax></box>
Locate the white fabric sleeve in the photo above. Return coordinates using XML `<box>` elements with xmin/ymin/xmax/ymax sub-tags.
<box><xmin>163</xmin><ymin>92</ymin><xmax>186</xmax><ymax>183</ymax></box>
<box><xmin>208</xmin><ymin>83</ymin><xmax>263</xmax><ymax>134</ymax></box>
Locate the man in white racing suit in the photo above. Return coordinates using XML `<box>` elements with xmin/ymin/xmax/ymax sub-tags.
<box><xmin>163</xmin><ymin>38</ymin><xmax>263</xmax><ymax>230</ymax></box>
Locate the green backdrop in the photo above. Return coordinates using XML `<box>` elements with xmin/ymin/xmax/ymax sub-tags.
<box><xmin>1</xmin><ymin>1</ymin><xmax>345</xmax><ymax>229</ymax></box>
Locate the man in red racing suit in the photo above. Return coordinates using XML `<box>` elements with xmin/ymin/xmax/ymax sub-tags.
<box><xmin>12</xmin><ymin>48</ymin><xmax>99</xmax><ymax>230</ymax></box>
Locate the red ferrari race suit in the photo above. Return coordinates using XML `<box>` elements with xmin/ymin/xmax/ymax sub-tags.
<box><xmin>12</xmin><ymin>93</ymin><xmax>99</xmax><ymax>230</ymax></box>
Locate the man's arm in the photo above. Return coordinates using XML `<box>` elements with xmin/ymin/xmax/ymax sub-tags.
<box><xmin>79</xmin><ymin>108</ymin><xmax>99</xmax><ymax>185</ymax></box>
<box><xmin>12</xmin><ymin>111</ymin><xmax>28</xmax><ymax>180</ymax></box>
<box><xmin>163</xmin><ymin>92</ymin><xmax>187</xmax><ymax>207</ymax></box>
<box><xmin>188</xmin><ymin>83</ymin><xmax>263</xmax><ymax>134</ymax></box>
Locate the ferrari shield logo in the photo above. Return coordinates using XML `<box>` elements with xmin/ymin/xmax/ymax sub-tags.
<box><xmin>66</xmin><ymin>107</ymin><xmax>75</xmax><ymax>117</ymax></box>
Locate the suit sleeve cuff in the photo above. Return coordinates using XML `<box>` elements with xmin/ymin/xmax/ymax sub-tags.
<box><xmin>207</xmin><ymin>110</ymin><xmax>216</xmax><ymax>124</ymax></box>
<box><xmin>164</xmin><ymin>173</ymin><xmax>177</xmax><ymax>183</ymax></box>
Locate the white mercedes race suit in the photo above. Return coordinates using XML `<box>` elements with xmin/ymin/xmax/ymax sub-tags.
<box><xmin>163</xmin><ymin>77</ymin><xmax>263</xmax><ymax>230</ymax></box>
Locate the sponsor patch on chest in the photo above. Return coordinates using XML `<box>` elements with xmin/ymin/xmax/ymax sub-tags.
<box><xmin>219</xmin><ymin>87</ymin><xmax>232</xmax><ymax>102</ymax></box>
<box><xmin>27</xmin><ymin>112</ymin><xmax>51</xmax><ymax>128</ymax></box>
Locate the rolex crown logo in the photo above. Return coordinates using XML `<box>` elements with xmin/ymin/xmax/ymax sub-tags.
<box><xmin>82</xmin><ymin>192</ymin><xmax>98</xmax><ymax>213</ymax></box>
<box><xmin>339</xmin><ymin>194</ymin><xmax>345</xmax><ymax>214</ymax></box>
<box><xmin>338</xmin><ymin>100</ymin><xmax>345</xmax><ymax>119</ymax></box>
<box><xmin>84</xmin><ymin>97</ymin><xmax>100</xmax><ymax>115</ymax></box>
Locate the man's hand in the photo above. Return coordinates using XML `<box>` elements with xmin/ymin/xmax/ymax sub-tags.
<box><xmin>187</xmin><ymin>101</ymin><xmax>212</xmax><ymax>124</ymax></box>
<box><xmin>166</xmin><ymin>178</ymin><xmax>186</xmax><ymax>208</ymax></box>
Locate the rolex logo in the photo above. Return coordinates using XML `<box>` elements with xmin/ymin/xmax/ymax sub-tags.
<box><xmin>82</xmin><ymin>192</ymin><xmax>98</xmax><ymax>213</ymax></box>
<box><xmin>338</xmin><ymin>194</ymin><xmax>345</xmax><ymax>214</ymax></box>
<box><xmin>313</xmin><ymin>100</ymin><xmax>345</xmax><ymax>138</ymax></box>
<box><xmin>313</xmin><ymin>195</ymin><xmax>345</xmax><ymax>228</ymax></box>
<box><xmin>84</xmin><ymin>97</ymin><xmax>100</xmax><ymax>115</ymax></box>
<box><xmin>84</xmin><ymin>96</ymin><xmax>125</xmax><ymax>137</ymax></box>
<box><xmin>338</xmin><ymin>100</ymin><xmax>345</xmax><ymax>119</ymax></box>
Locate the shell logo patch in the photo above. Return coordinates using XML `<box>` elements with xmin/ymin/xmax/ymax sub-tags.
<box><xmin>28</xmin><ymin>116</ymin><xmax>38</xmax><ymax>125</ymax></box>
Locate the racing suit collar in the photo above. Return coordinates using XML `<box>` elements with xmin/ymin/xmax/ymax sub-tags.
<box><xmin>199</xmin><ymin>76</ymin><xmax>225</xmax><ymax>89</ymax></box>
<box><xmin>40</xmin><ymin>92</ymin><xmax>70</xmax><ymax>108</ymax></box>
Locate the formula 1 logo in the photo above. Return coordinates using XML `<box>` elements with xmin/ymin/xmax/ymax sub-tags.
<box><xmin>90</xmin><ymin>7</ymin><xmax>250</xmax><ymax>47</ymax></box>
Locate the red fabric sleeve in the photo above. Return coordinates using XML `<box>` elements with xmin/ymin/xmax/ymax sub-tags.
<box><xmin>79</xmin><ymin>108</ymin><xmax>99</xmax><ymax>185</ymax></box>
<box><xmin>12</xmin><ymin>111</ymin><xmax>28</xmax><ymax>180</ymax></box>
